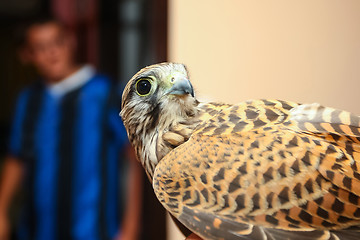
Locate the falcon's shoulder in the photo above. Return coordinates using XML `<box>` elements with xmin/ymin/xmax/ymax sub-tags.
<box><xmin>193</xmin><ymin>99</ymin><xmax>298</xmax><ymax>136</ymax></box>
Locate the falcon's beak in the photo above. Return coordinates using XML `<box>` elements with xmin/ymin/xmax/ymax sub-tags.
<box><xmin>167</xmin><ymin>78</ymin><xmax>194</xmax><ymax>97</ymax></box>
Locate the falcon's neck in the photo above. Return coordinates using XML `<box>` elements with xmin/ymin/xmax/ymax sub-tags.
<box><xmin>125</xmin><ymin>96</ymin><xmax>202</xmax><ymax>181</ymax></box>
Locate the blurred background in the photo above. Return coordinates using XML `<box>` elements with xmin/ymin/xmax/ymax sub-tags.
<box><xmin>1</xmin><ymin>0</ymin><xmax>360</xmax><ymax>240</ymax></box>
<box><xmin>0</xmin><ymin>0</ymin><xmax>168</xmax><ymax>240</ymax></box>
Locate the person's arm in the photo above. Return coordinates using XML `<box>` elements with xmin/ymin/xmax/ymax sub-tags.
<box><xmin>0</xmin><ymin>155</ymin><xmax>24</xmax><ymax>240</ymax></box>
<box><xmin>118</xmin><ymin>146</ymin><xmax>143</xmax><ymax>240</ymax></box>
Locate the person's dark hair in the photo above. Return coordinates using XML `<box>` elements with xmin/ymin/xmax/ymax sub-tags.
<box><xmin>13</xmin><ymin>16</ymin><xmax>67</xmax><ymax>49</ymax></box>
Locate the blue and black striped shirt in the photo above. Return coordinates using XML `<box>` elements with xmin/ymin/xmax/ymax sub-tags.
<box><xmin>9</xmin><ymin>70</ymin><xmax>128</xmax><ymax>240</ymax></box>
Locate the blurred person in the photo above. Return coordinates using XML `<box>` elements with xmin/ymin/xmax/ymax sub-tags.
<box><xmin>0</xmin><ymin>18</ymin><xmax>142</xmax><ymax>240</ymax></box>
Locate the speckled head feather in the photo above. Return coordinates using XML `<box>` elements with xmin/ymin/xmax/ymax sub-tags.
<box><xmin>121</xmin><ymin>62</ymin><xmax>200</xmax><ymax>179</ymax></box>
<box><xmin>122</xmin><ymin>63</ymin><xmax>190</xmax><ymax>109</ymax></box>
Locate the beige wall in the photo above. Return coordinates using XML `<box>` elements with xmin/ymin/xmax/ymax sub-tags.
<box><xmin>169</xmin><ymin>0</ymin><xmax>360</xmax><ymax>114</ymax></box>
<box><xmin>167</xmin><ymin>1</ymin><xmax>360</xmax><ymax>239</ymax></box>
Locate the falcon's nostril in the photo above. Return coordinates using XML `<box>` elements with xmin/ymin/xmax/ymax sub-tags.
<box><xmin>168</xmin><ymin>78</ymin><xmax>194</xmax><ymax>97</ymax></box>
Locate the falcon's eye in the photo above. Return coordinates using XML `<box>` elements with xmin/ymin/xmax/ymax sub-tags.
<box><xmin>136</xmin><ymin>79</ymin><xmax>152</xmax><ymax>96</ymax></box>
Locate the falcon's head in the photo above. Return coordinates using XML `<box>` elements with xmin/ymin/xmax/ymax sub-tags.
<box><xmin>121</xmin><ymin>62</ymin><xmax>199</xmax><ymax>178</ymax></box>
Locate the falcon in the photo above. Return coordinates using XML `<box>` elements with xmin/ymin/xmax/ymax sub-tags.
<box><xmin>120</xmin><ymin>62</ymin><xmax>360</xmax><ymax>240</ymax></box>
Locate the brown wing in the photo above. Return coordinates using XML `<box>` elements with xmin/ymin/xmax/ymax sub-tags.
<box><xmin>153</xmin><ymin>100</ymin><xmax>360</xmax><ymax>240</ymax></box>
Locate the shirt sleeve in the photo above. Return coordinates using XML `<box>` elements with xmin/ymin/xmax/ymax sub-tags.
<box><xmin>106</xmin><ymin>83</ymin><xmax>130</xmax><ymax>149</ymax></box>
<box><xmin>8</xmin><ymin>89</ymin><xmax>30</xmax><ymax>157</ymax></box>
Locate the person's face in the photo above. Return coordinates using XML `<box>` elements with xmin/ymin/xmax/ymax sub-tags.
<box><xmin>26</xmin><ymin>22</ymin><xmax>75</xmax><ymax>82</ymax></box>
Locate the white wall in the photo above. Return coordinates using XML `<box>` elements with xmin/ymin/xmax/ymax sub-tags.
<box><xmin>169</xmin><ymin>0</ymin><xmax>360</xmax><ymax>114</ymax></box>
